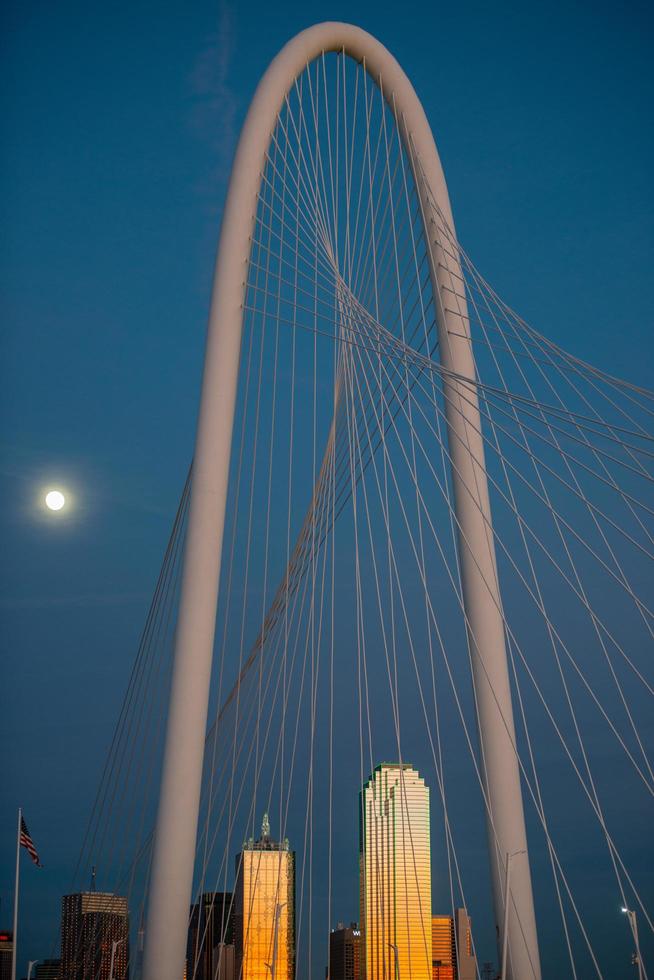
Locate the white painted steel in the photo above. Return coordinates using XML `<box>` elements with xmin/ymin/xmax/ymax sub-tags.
<box><xmin>142</xmin><ymin>22</ymin><xmax>541</xmax><ymax>980</ymax></box>
<box><xmin>624</xmin><ymin>909</ymin><xmax>644</xmax><ymax>980</ymax></box>
<box><xmin>501</xmin><ymin>850</ymin><xmax>525</xmax><ymax>979</ymax></box>
<box><xmin>11</xmin><ymin>808</ymin><xmax>20</xmax><ymax>980</ymax></box>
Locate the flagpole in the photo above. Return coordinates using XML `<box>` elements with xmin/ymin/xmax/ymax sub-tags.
<box><xmin>12</xmin><ymin>807</ymin><xmax>21</xmax><ymax>980</ymax></box>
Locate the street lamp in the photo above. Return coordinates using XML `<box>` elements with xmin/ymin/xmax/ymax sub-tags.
<box><xmin>500</xmin><ymin>849</ymin><xmax>526</xmax><ymax>980</ymax></box>
<box><xmin>215</xmin><ymin>941</ymin><xmax>233</xmax><ymax>980</ymax></box>
<box><xmin>26</xmin><ymin>961</ymin><xmax>38</xmax><ymax>980</ymax></box>
<box><xmin>621</xmin><ymin>907</ymin><xmax>644</xmax><ymax>980</ymax></box>
<box><xmin>109</xmin><ymin>937</ymin><xmax>127</xmax><ymax>980</ymax></box>
<box><xmin>388</xmin><ymin>942</ymin><xmax>400</xmax><ymax>980</ymax></box>
<box><xmin>264</xmin><ymin>903</ymin><xmax>287</xmax><ymax>980</ymax></box>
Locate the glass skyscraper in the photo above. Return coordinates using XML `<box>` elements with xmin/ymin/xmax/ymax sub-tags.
<box><xmin>359</xmin><ymin>763</ymin><xmax>432</xmax><ymax>980</ymax></box>
<box><xmin>431</xmin><ymin>915</ymin><xmax>455</xmax><ymax>980</ymax></box>
<box><xmin>186</xmin><ymin>892</ymin><xmax>234</xmax><ymax>980</ymax></box>
<box><xmin>431</xmin><ymin>909</ymin><xmax>476</xmax><ymax>980</ymax></box>
<box><xmin>234</xmin><ymin>813</ymin><xmax>295</xmax><ymax>980</ymax></box>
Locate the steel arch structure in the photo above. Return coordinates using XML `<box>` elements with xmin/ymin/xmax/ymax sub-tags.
<box><xmin>142</xmin><ymin>22</ymin><xmax>541</xmax><ymax>980</ymax></box>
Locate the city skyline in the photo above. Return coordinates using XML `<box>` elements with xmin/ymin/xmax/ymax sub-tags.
<box><xmin>3</xmin><ymin>2</ymin><xmax>652</xmax><ymax>978</ymax></box>
<box><xmin>6</xmin><ymin>764</ymin><xmax>482</xmax><ymax>980</ymax></box>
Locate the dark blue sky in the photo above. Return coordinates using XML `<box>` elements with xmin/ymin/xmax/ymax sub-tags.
<box><xmin>2</xmin><ymin>0</ymin><xmax>653</xmax><ymax>975</ymax></box>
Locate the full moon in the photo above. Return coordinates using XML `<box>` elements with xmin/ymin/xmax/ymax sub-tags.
<box><xmin>45</xmin><ymin>489</ymin><xmax>66</xmax><ymax>511</ymax></box>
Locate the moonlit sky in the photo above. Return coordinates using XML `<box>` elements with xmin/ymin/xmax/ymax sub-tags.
<box><xmin>2</xmin><ymin>0</ymin><xmax>653</xmax><ymax>974</ymax></box>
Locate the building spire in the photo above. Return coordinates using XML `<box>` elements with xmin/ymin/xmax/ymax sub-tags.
<box><xmin>90</xmin><ymin>866</ymin><xmax>96</xmax><ymax>892</ymax></box>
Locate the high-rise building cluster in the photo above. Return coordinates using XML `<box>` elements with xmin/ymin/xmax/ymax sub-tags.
<box><xmin>181</xmin><ymin>770</ymin><xmax>476</xmax><ymax>980</ymax></box>
<box><xmin>12</xmin><ymin>763</ymin><xmax>478</xmax><ymax>979</ymax></box>
<box><xmin>186</xmin><ymin>890</ymin><xmax>234</xmax><ymax>980</ymax></box>
<box><xmin>1</xmin><ymin>886</ymin><xmax>130</xmax><ymax>980</ymax></box>
<box><xmin>185</xmin><ymin>813</ymin><xmax>296</xmax><ymax>980</ymax></box>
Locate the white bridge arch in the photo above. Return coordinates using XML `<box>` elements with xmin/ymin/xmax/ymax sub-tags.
<box><xmin>143</xmin><ymin>22</ymin><xmax>540</xmax><ymax>980</ymax></box>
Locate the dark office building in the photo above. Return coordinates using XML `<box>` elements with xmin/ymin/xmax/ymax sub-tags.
<box><xmin>0</xmin><ymin>931</ymin><xmax>12</xmax><ymax>980</ymax></box>
<box><xmin>60</xmin><ymin>892</ymin><xmax>129</xmax><ymax>980</ymax></box>
<box><xmin>186</xmin><ymin>892</ymin><xmax>234</xmax><ymax>980</ymax></box>
<box><xmin>34</xmin><ymin>962</ymin><xmax>61</xmax><ymax>979</ymax></box>
<box><xmin>329</xmin><ymin>922</ymin><xmax>360</xmax><ymax>980</ymax></box>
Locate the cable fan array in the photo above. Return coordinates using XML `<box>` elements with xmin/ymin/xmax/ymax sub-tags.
<box><xmin>60</xmin><ymin>51</ymin><xmax>652</xmax><ymax>980</ymax></box>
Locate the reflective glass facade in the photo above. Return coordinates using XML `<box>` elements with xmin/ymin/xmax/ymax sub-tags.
<box><xmin>430</xmin><ymin>909</ymin><xmax>476</xmax><ymax>980</ymax></box>
<box><xmin>235</xmin><ymin>815</ymin><xmax>295</xmax><ymax>980</ymax></box>
<box><xmin>431</xmin><ymin>915</ymin><xmax>455</xmax><ymax>980</ymax></box>
<box><xmin>359</xmin><ymin>764</ymin><xmax>432</xmax><ymax>980</ymax></box>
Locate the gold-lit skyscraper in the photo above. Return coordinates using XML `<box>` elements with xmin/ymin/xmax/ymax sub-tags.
<box><xmin>234</xmin><ymin>813</ymin><xmax>295</xmax><ymax>980</ymax></box>
<box><xmin>431</xmin><ymin>910</ymin><xmax>476</xmax><ymax>980</ymax></box>
<box><xmin>359</xmin><ymin>763</ymin><xmax>432</xmax><ymax>980</ymax></box>
<box><xmin>432</xmin><ymin>915</ymin><xmax>456</xmax><ymax>979</ymax></box>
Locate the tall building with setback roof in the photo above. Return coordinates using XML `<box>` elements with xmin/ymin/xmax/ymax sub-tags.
<box><xmin>359</xmin><ymin>763</ymin><xmax>432</xmax><ymax>980</ymax></box>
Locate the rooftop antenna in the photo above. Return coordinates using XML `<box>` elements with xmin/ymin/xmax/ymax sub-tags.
<box><xmin>90</xmin><ymin>866</ymin><xmax>96</xmax><ymax>892</ymax></box>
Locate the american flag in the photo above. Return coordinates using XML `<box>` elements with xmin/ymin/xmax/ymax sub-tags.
<box><xmin>20</xmin><ymin>816</ymin><xmax>42</xmax><ymax>868</ymax></box>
